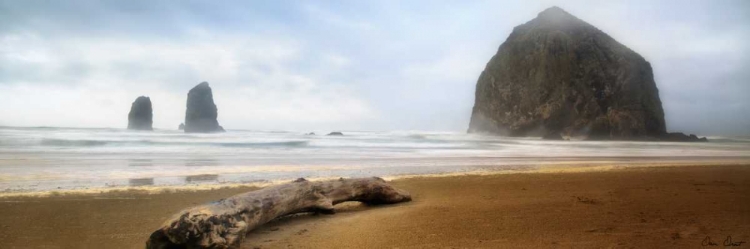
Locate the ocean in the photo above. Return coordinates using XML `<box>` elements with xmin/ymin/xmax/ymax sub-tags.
<box><xmin>1</xmin><ymin>126</ymin><xmax>749</xmax><ymax>193</ymax></box>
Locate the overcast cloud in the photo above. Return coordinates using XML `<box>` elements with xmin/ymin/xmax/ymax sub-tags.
<box><xmin>0</xmin><ymin>0</ymin><xmax>748</xmax><ymax>135</ymax></box>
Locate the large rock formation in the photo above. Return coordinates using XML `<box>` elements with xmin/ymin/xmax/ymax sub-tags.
<box><xmin>468</xmin><ymin>7</ymin><xmax>668</xmax><ymax>140</ymax></box>
<box><xmin>184</xmin><ymin>82</ymin><xmax>224</xmax><ymax>133</ymax></box>
<box><xmin>127</xmin><ymin>96</ymin><xmax>153</xmax><ymax>130</ymax></box>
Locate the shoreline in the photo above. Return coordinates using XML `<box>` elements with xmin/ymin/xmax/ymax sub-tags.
<box><xmin>2</xmin><ymin>158</ymin><xmax>749</xmax><ymax>198</ymax></box>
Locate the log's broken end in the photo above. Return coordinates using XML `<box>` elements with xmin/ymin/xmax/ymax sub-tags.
<box><xmin>361</xmin><ymin>178</ymin><xmax>412</xmax><ymax>204</ymax></box>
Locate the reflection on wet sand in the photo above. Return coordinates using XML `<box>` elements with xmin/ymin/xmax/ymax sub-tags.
<box><xmin>128</xmin><ymin>178</ymin><xmax>154</xmax><ymax>186</ymax></box>
<box><xmin>185</xmin><ymin>174</ymin><xmax>219</xmax><ymax>183</ymax></box>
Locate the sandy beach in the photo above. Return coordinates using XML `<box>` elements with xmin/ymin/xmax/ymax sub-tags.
<box><xmin>3</xmin><ymin>1</ymin><xmax>749</xmax><ymax>249</ymax></box>
<box><xmin>1</xmin><ymin>164</ymin><xmax>748</xmax><ymax>248</ymax></box>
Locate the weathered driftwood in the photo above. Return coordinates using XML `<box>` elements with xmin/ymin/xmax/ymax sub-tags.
<box><xmin>146</xmin><ymin>177</ymin><xmax>411</xmax><ymax>248</ymax></box>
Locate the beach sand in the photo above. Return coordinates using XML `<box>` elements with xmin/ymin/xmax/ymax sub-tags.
<box><xmin>1</xmin><ymin>165</ymin><xmax>748</xmax><ymax>248</ymax></box>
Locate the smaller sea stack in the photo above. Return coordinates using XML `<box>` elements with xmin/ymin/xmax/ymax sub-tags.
<box><xmin>184</xmin><ymin>82</ymin><xmax>224</xmax><ymax>133</ymax></box>
<box><xmin>127</xmin><ymin>96</ymin><xmax>153</xmax><ymax>130</ymax></box>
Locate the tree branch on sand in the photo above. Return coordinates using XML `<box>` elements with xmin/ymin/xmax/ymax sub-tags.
<box><xmin>146</xmin><ymin>177</ymin><xmax>412</xmax><ymax>248</ymax></box>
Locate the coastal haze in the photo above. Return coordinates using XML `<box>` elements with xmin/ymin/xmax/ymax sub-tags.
<box><xmin>0</xmin><ymin>1</ymin><xmax>749</xmax><ymax>194</ymax></box>
<box><xmin>1</xmin><ymin>1</ymin><xmax>750</xmax><ymax>248</ymax></box>
<box><xmin>1</xmin><ymin>126</ymin><xmax>749</xmax><ymax>193</ymax></box>
<box><xmin>0</xmin><ymin>0</ymin><xmax>749</xmax><ymax>135</ymax></box>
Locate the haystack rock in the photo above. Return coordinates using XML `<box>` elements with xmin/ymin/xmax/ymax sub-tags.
<box><xmin>184</xmin><ymin>82</ymin><xmax>224</xmax><ymax>133</ymax></box>
<box><xmin>127</xmin><ymin>96</ymin><xmax>153</xmax><ymax>130</ymax></box>
<box><xmin>468</xmin><ymin>7</ymin><xmax>668</xmax><ymax>140</ymax></box>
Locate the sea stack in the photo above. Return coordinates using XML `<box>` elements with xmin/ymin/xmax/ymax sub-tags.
<box><xmin>127</xmin><ymin>96</ymin><xmax>153</xmax><ymax>130</ymax></box>
<box><xmin>184</xmin><ymin>82</ymin><xmax>224</xmax><ymax>133</ymax></box>
<box><xmin>468</xmin><ymin>7</ymin><xmax>667</xmax><ymax>140</ymax></box>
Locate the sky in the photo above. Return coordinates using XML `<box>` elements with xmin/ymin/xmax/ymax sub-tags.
<box><xmin>0</xmin><ymin>0</ymin><xmax>748</xmax><ymax>135</ymax></box>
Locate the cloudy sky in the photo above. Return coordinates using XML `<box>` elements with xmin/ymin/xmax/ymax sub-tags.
<box><xmin>1</xmin><ymin>0</ymin><xmax>748</xmax><ymax>135</ymax></box>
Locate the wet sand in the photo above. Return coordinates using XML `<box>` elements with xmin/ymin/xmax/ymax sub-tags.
<box><xmin>1</xmin><ymin>165</ymin><xmax>749</xmax><ymax>248</ymax></box>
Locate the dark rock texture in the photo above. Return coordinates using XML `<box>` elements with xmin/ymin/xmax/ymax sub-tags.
<box><xmin>662</xmin><ymin>132</ymin><xmax>708</xmax><ymax>142</ymax></box>
<box><xmin>127</xmin><ymin>96</ymin><xmax>153</xmax><ymax>130</ymax></box>
<box><xmin>542</xmin><ymin>132</ymin><xmax>563</xmax><ymax>140</ymax></box>
<box><xmin>184</xmin><ymin>82</ymin><xmax>224</xmax><ymax>133</ymax></box>
<box><xmin>468</xmin><ymin>7</ymin><xmax>667</xmax><ymax>140</ymax></box>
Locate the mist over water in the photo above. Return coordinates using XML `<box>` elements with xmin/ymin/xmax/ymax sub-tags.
<box><xmin>1</xmin><ymin>126</ymin><xmax>748</xmax><ymax>192</ymax></box>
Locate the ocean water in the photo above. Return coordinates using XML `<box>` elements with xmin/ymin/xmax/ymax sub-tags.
<box><xmin>1</xmin><ymin>126</ymin><xmax>749</xmax><ymax>193</ymax></box>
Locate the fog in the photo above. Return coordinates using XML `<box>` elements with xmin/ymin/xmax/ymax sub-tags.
<box><xmin>1</xmin><ymin>0</ymin><xmax>748</xmax><ymax>135</ymax></box>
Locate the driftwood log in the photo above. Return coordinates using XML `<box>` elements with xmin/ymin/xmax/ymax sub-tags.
<box><xmin>146</xmin><ymin>177</ymin><xmax>411</xmax><ymax>248</ymax></box>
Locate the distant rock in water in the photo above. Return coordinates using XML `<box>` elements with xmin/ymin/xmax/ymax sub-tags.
<box><xmin>178</xmin><ymin>123</ymin><xmax>185</xmax><ymax>130</ymax></box>
<box><xmin>305</xmin><ymin>132</ymin><xmax>316</xmax><ymax>135</ymax></box>
<box><xmin>127</xmin><ymin>96</ymin><xmax>153</xmax><ymax>130</ymax></box>
<box><xmin>468</xmin><ymin>7</ymin><xmax>668</xmax><ymax>140</ymax></box>
<box><xmin>184</xmin><ymin>82</ymin><xmax>224</xmax><ymax>133</ymax></box>
<box><xmin>662</xmin><ymin>132</ymin><xmax>708</xmax><ymax>142</ymax></box>
<box><xmin>327</xmin><ymin>132</ymin><xmax>344</xmax><ymax>136</ymax></box>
